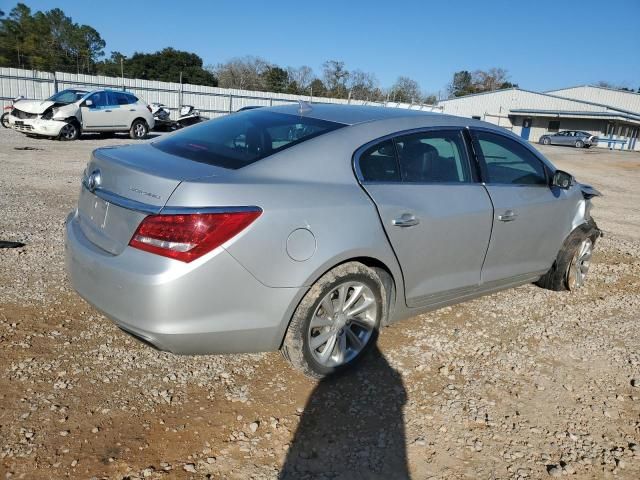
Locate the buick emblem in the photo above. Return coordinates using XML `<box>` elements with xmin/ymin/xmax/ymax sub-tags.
<box><xmin>86</xmin><ymin>169</ymin><xmax>101</xmax><ymax>193</ymax></box>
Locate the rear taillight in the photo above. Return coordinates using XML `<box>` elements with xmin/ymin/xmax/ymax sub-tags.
<box><xmin>129</xmin><ymin>210</ymin><xmax>261</xmax><ymax>262</ymax></box>
<box><xmin>147</xmin><ymin>105</ymin><xmax>152</xmax><ymax>113</ymax></box>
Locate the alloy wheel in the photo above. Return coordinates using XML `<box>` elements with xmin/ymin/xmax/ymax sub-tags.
<box><xmin>134</xmin><ymin>122</ymin><xmax>146</xmax><ymax>138</ymax></box>
<box><xmin>567</xmin><ymin>238</ymin><xmax>593</xmax><ymax>289</ymax></box>
<box><xmin>307</xmin><ymin>281</ymin><xmax>378</xmax><ymax>368</ymax></box>
<box><xmin>60</xmin><ymin>123</ymin><xmax>77</xmax><ymax>140</ymax></box>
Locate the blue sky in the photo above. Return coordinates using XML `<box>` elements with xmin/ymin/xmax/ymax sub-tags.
<box><xmin>12</xmin><ymin>0</ymin><xmax>640</xmax><ymax>95</ymax></box>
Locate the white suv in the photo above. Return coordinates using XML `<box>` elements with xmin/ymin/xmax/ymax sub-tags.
<box><xmin>8</xmin><ymin>88</ymin><xmax>155</xmax><ymax>141</ymax></box>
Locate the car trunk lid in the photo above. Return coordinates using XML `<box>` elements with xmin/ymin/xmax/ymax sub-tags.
<box><xmin>77</xmin><ymin>143</ymin><xmax>226</xmax><ymax>255</ymax></box>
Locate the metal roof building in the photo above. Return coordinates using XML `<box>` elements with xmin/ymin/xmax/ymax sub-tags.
<box><xmin>437</xmin><ymin>86</ymin><xmax>640</xmax><ymax>151</ymax></box>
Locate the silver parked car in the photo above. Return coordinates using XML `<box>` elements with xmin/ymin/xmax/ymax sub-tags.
<box><xmin>65</xmin><ymin>104</ymin><xmax>601</xmax><ymax>378</ymax></box>
<box><xmin>7</xmin><ymin>88</ymin><xmax>155</xmax><ymax>140</ymax></box>
<box><xmin>539</xmin><ymin>130</ymin><xmax>599</xmax><ymax>148</ymax></box>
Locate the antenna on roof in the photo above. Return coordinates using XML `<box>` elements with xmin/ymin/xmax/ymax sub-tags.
<box><xmin>297</xmin><ymin>100</ymin><xmax>312</xmax><ymax>114</ymax></box>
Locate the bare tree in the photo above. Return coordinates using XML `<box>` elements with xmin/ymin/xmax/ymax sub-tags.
<box><xmin>389</xmin><ymin>76</ymin><xmax>422</xmax><ymax>103</ymax></box>
<box><xmin>347</xmin><ymin>69</ymin><xmax>380</xmax><ymax>101</ymax></box>
<box><xmin>210</xmin><ymin>56</ymin><xmax>270</xmax><ymax>90</ymax></box>
<box><xmin>322</xmin><ymin>60</ymin><xmax>349</xmax><ymax>97</ymax></box>
<box><xmin>287</xmin><ymin>65</ymin><xmax>315</xmax><ymax>92</ymax></box>
<box><xmin>472</xmin><ymin>67</ymin><xmax>512</xmax><ymax>92</ymax></box>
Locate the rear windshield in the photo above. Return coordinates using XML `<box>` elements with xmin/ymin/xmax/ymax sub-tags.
<box><xmin>152</xmin><ymin>110</ymin><xmax>345</xmax><ymax>169</ymax></box>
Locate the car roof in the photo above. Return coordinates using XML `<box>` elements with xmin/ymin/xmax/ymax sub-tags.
<box><xmin>266</xmin><ymin>103</ymin><xmax>442</xmax><ymax>126</ymax></box>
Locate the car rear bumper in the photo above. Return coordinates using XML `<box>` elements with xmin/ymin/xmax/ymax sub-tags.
<box><xmin>64</xmin><ymin>210</ymin><xmax>304</xmax><ymax>354</ymax></box>
<box><xmin>8</xmin><ymin>114</ymin><xmax>65</xmax><ymax>136</ymax></box>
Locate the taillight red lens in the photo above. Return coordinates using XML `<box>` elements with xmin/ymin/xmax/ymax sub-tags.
<box><xmin>129</xmin><ymin>210</ymin><xmax>261</xmax><ymax>262</ymax></box>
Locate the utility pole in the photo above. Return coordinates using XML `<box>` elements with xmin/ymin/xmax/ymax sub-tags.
<box><xmin>120</xmin><ymin>57</ymin><xmax>124</xmax><ymax>90</ymax></box>
<box><xmin>179</xmin><ymin>71</ymin><xmax>183</xmax><ymax>108</ymax></box>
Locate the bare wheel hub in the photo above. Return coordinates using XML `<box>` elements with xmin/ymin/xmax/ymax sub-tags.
<box><xmin>567</xmin><ymin>238</ymin><xmax>593</xmax><ymax>289</ymax></box>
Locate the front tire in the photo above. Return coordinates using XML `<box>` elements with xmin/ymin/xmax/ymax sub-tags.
<box><xmin>575</xmin><ymin>140</ymin><xmax>584</xmax><ymax>148</ymax></box>
<box><xmin>281</xmin><ymin>262</ymin><xmax>386</xmax><ymax>378</ymax></box>
<box><xmin>58</xmin><ymin>121</ymin><xmax>80</xmax><ymax>141</ymax></box>
<box><xmin>542</xmin><ymin>137</ymin><xmax>551</xmax><ymax>145</ymax></box>
<box><xmin>129</xmin><ymin>119</ymin><xmax>149</xmax><ymax>140</ymax></box>
<box><xmin>1</xmin><ymin>112</ymin><xmax>10</xmax><ymax>128</ymax></box>
<box><xmin>536</xmin><ymin>220</ymin><xmax>600</xmax><ymax>291</ymax></box>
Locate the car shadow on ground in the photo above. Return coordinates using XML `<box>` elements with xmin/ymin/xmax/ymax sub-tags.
<box><xmin>279</xmin><ymin>344</ymin><xmax>410</xmax><ymax>480</ymax></box>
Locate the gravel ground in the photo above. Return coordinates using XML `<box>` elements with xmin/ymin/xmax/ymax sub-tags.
<box><xmin>0</xmin><ymin>128</ymin><xmax>639</xmax><ymax>480</ymax></box>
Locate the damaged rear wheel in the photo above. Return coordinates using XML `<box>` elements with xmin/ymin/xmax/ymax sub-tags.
<box><xmin>58</xmin><ymin>121</ymin><xmax>80</xmax><ymax>141</ymax></box>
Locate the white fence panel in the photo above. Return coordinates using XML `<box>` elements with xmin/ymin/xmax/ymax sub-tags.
<box><xmin>1</xmin><ymin>67</ymin><xmax>442</xmax><ymax>118</ymax></box>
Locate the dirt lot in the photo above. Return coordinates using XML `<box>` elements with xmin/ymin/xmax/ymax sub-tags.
<box><xmin>0</xmin><ymin>128</ymin><xmax>639</xmax><ymax>480</ymax></box>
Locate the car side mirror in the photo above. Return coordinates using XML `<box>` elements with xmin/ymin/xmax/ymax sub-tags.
<box><xmin>84</xmin><ymin>99</ymin><xmax>93</xmax><ymax>107</ymax></box>
<box><xmin>552</xmin><ymin>170</ymin><xmax>574</xmax><ymax>189</ymax></box>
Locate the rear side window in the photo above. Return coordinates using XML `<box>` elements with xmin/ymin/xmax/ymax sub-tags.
<box><xmin>395</xmin><ymin>130</ymin><xmax>471</xmax><ymax>183</ymax></box>
<box><xmin>113</xmin><ymin>92</ymin><xmax>137</xmax><ymax>105</ymax></box>
<box><xmin>472</xmin><ymin>130</ymin><xmax>547</xmax><ymax>185</ymax></box>
<box><xmin>152</xmin><ymin>110</ymin><xmax>345</xmax><ymax>169</ymax></box>
<box><xmin>359</xmin><ymin>140</ymin><xmax>400</xmax><ymax>182</ymax></box>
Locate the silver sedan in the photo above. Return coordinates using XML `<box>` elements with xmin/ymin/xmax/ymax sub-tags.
<box><xmin>65</xmin><ymin>104</ymin><xmax>601</xmax><ymax>378</ymax></box>
<box><xmin>539</xmin><ymin>130</ymin><xmax>599</xmax><ymax>148</ymax></box>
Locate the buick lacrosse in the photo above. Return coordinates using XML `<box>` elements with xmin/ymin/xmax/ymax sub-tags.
<box><xmin>65</xmin><ymin>104</ymin><xmax>601</xmax><ymax>377</ymax></box>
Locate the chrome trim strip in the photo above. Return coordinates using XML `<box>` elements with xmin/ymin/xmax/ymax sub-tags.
<box><xmin>82</xmin><ymin>184</ymin><xmax>262</xmax><ymax>216</ymax></box>
<box><xmin>84</xmin><ymin>184</ymin><xmax>161</xmax><ymax>214</ymax></box>
<box><xmin>161</xmin><ymin>205</ymin><xmax>263</xmax><ymax>215</ymax></box>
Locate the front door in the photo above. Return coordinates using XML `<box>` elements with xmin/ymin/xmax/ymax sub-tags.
<box><xmin>80</xmin><ymin>91</ymin><xmax>117</xmax><ymax>130</ymax></box>
<box><xmin>520</xmin><ymin>118</ymin><xmax>532</xmax><ymax>140</ymax></box>
<box><xmin>356</xmin><ymin>129</ymin><xmax>493</xmax><ymax>307</ymax></box>
<box><xmin>470</xmin><ymin>129</ymin><xmax>575</xmax><ymax>283</ymax></box>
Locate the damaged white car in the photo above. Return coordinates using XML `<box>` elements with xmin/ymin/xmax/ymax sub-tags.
<box><xmin>7</xmin><ymin>89</ymin><xmax>155</xmax><ymax>141</ymax></box>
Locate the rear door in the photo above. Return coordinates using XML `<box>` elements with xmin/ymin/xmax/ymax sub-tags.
<box><xmin>110</xmin><ymin>92</ymin><xmax>136</xmax><ymax>129</ymax></box>
<box><xmin>470</xmin><ymin>128</ymin><xmax>575</xmax><ymax>283</ymax></box>
<box><xmin>356</xmin><ymin>128</ymin><xmax>493</xmax><ymax>307</ymax></box>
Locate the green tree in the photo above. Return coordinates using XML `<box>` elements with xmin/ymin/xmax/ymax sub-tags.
<box><xmin>98</xmin><ymin>48</ymin><xmax>217</xmax><ymax>85</ymax></box>
<box><xmin>262</xmin><ymin>66</ymin><xmax>289</xmax><ymax>93</ymax></box>
<box><xmin>448</xmin><ymin>68</ymin><xmax>517</xmax><ymax>98</ymax></box>
<box><xmin>0</xmin><ymin>3</ymin><xmax>105</xmax><ymax>72</ymax></box>
<box><xmin>309</xmin><ymin>78</ymin><xmax>327</xmax><ymax>98</ymax></box>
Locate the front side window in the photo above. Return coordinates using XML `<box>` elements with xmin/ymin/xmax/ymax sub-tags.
<box><xmin>152</xmin><ymin>110</ymin><xmax>345</xmax><ymax>169</ymax></box>
<box><xmin>395</xmin><ymin>130</ymin><xmax>471</xmax><ymax>183</ymax></box>
<box><xmin>87</xmin><ymin>92</ymin><xmax>108</xmax><ymax>108</ymax></box>
<box><xmin>472</xmin><ymin>130</ymin><xmax>547</xmax><ymax>186</ymax></box>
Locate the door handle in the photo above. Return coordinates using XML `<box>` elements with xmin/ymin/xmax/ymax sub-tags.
<box><xmin>129</xmin><ymin>109</ymin><xmax>136</xmax><ymax>111</ymax></box>
<box><xmin>392</xmin><ymin>213</ymin><xmax>419</xmax><ymax>227</ymax></box>
<box><xmin>104</xmin><ymin>109</ymin><xmax>112</xmax><ymax>112</ymax></box>
<box><xmin>498</xmin><ymin>210</ymin><xmax>517</xmax><ymax>222</ymax></box>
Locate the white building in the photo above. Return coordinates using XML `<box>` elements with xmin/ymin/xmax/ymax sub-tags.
<box><xmin>437</xmin><ymin>85</ymin><xmax>640</xmax><ymax>151</ymax></box>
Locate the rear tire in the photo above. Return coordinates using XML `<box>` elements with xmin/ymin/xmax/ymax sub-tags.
<box><xmin>58</xmin><ymin>121</ymin><xmax>80</xmax><ymax>141</ymax></box>
<box><xmin>281</xmin><ymin>262</ymin><xmax>386</xmax><ymax>379</ymax></box>
<box><xmin>575</xmin><ymin>140</ymin><xmax>584</xmax><ymax>148</ymax></box>
<box><xmin>536</xmin><ymin>220</ymin><xmax>600</xmax><ymax>291</ymax></box>
<box><xmin>129</xmin><ymin>119</ymin><xmax>148</xmax><ymax>140</ymax></box>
